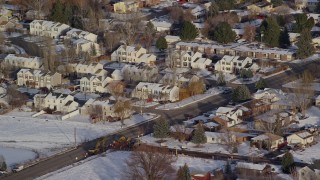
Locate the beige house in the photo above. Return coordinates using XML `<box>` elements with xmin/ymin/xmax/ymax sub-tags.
<box><xmin>34</xmin><ymin>93</ymin><xmax>78</xmax><ymax>113</ymax></box>
<box><xmin>174</xmin><ymin>51</ymin><xmax>212</xmax><ymax>69</ymax></box>
<box><xmin>251</xmin><ymin>133</ymin><xmax>284</xmax><ymax>151</ymax></box>
<box><xmin>113</xmin><ymin>1</ymin><xmax>139</xmax><ymax>14</ymax></box>
<box><xmin>298</xmin><ymin>166</ymin><xmax>320</xmax><ymax>180</ymax></box>
<box><xmin>111</xmin><ymin>45</ymin><xmax>156</xmax><ymax>65</ymax></box>
<box><xmin>132</xmin><ymin>82</ymin><xmax>180</xmax><ymax>102</ymax></box>
<box><xmin>68</xmin><ymin>63</ymin><xmax>107</xmax><ymax>77</ymax></box>
<box><xmin>30</xmin><ymin>20</ymin><xmax>70</xmax><ymax>39</ymax></box>
<box><xmin>215</xmin><ymin>55</ymin><xmax>253</xmax><ymax>74</ymax></box>
<box><xmin>4</xmin><ymin>54</ymin><xmax>42</xmax><ymax>69</ymax></box>
<box><xmin>247</xmin><ymin>1</ymin><xmax>273</xmax><ymax>14</ymax></box>
<box><xmin>17</xmin><ymin>69</ymin><xmax>62</xmax><ymax>89</ymax></box>
<box><xmin>287</xmin><ymin>131</ymin><xmax>314</xmax><ymax>147</ymax></box>
<box><xmin>121</xmin><ymin>64</ymin><xmax>159</xmax><ymax>83</ymax></box>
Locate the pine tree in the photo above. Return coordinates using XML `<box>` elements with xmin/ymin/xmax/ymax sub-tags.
<box><xmin>153</xmin><ymin>119</ymin><xmax>170</xmax><ymax>139</ymax></box>
<box><xmin>156</xmin><ymin>36</ymin><xmax>168</xmax><ymax>51</ymax></box>
<box><xmin>91</xmin><ymin>44</ymin><xmax>97</xmax><ymax>56</ymax></box>
<box><xmin>261</xmin><ymin>17</ymin><xmax>281</xmax><ymax>47</ymax></box>
<box><xmin>50</xmin><ymin>0</ymin><xmax>67</xmax><ymax>24</ymax></box>
<box><xmin>293</xmin><ymin>14</ymin><xmax>314</xmax><ymax>33</ymax></box>
<box><xmin>176</xmin><ymin>164</ymin><xmax>191</xmax><ymax>180</ymax></box>
<box><xmin>0</xmin><ymin>155</ymin><xmax>6</xmax><ymax>171</ymax></box>
<box><xmin>180</xmin><ymin>21</ymin><xmax>199</xmax><ymax>41</ymax></box>
<box><xmin>240</xmin><ymin>69</ymin><xmax>253</xmax><ymax>78</ymax></box>
<box><xmin>191</xmin><ymin>124</ymin><xmax>207</xmax><ymax>146</ymax></box>
<box><xmin>217</xmin><ymin>72</ymin><xmax>226</xmax><ymax>86</ymax></box>
<box><xmin>280</xmin><ymin>27</ymin><xmax>291</xmax><ymax>48</ymax></box>
<box><xmin>215</xmin><ymin>0</ymin><xmax>235</xmax><ymax>11</ymax></box>
<box><xmin>297</xmin><ymin>29</ymin><xmax>315</xmax><ymax>59</ymax></box>
<box><xmin>281</xmin><ymin>152</ymin><xmax>295</xmax><ymax>174</ymax></box>
<box><xmin>208</xmin><ymin>3</ymin><xmax>219</xmax><ymax>17</ymax></box>
<box><xmin>255</xmin><ymin>78</ymin><xmax>267</xmax><ymax>90</ymax></box>
<box><xmin>211</xmin><ymin>22</ymin><xmax>236</xmax><ymax>44</ymax></box>
<box><xmin>232</xmin><ymin>85</ymin><xmax>251</xmax><ymax>102</ymax></box>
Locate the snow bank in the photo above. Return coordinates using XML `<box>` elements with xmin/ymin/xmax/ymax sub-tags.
<box><xmin>0</xmin><ymin>147</ymin><xmax>37</xmax><ymax>167</ymax></box>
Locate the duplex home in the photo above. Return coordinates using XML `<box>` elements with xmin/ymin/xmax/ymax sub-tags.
<box><xmin>79</xmin><ymin>70</ymin><xmax>122</xmax><ymax>93</ymax></box>
<box><xmin>213</xmin><ymin>106</ymin><xmax>245</xmax><ymax>127</ymax></box>
<box><xmin>175</xmin><ymin>42</ymin><xmax>295</xmax><ymax>61</ymax></box>
<box><xmin>287</xmin><ymin>130</ymin><xmax>314</xmax><ymax>147</ymax></box>
<box><xmin>215</xmin><ymin>55</ymin><xmax>253</xmax><ymax>74</ymax></box>
<box><xmin>72</xmin><ymin>38</ymin><xmax>101</xmax><ymax>56</ymax></box>
<box><xmin>34</xmin><ymin>93</ymin><xmax>78</xmax><ymax>113</ymax></box>
<box><xmin>132</xmin><ymin>82</ymin><xmax>180</xmax><ymax>102</ymax></box>
<box><xmin>121</xmin><ymin>64</ymin><xmax>159</xmax><ymax>83</ymax></box>
<box><xmin>17</xmin><ymin>69</ymin><xmax>62</xmax><ymax>89</ymax></box>
<box><xmin>113</xmin><ymin>1</ymin><xmax>139</xmax><ymax>14</ymax></box>
<box><xmin>4</xmin><ymin>54</ymin><xmax>42</xmax><ymax>69</ymax></box>
<box><xmin>80</xmin><ymin>98</ymin><xmax>122</xmax><ymax>119</ymax></box>
<box><xmin>176</xmin><ymin>51</ymin><xmax>212</xmax><ymax>69</ymax></box>
<box><xmin>111</xmin><ymin>45</ymin><xmax>156</xmax><ymax>65</ymax></box>
<box><xmin>68</xmin><ymin>62</ymin><xmax>107</xmax><ymax>77</ymax></box>
<box><xmin>30</xmin><ymin>20</ymin><xmax>70</xmax><ymax>39</ymax></box>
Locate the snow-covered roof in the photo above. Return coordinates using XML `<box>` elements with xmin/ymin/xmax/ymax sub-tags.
<box><xmin>236</xmin><ymin>162</ymin><xmax>268</xmax><ymax>171</ymax></box>
<box><xmin>204</xmin><ymin>132</ymin><xmax>225</xmax><ymax>139</ymax></box>
<box><xmin>204</xmin><ymin>122</ymin><xmax>219</xmax><ymax>128</ymax></box>
<box><xmin>251</xmin><ymin>133</ymin><xmax>283</xmax><ymax>141</ymax></box>
<box><xmin>294</xmin><ymin>131</ymin><xmax>313</xmax><ymax>139</ymax></box>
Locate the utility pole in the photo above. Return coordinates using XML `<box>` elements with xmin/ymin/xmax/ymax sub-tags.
<box><xmin>74</xmin><ymin>127</ymin><xmax>77</xmax><ymax>147</ymax></box>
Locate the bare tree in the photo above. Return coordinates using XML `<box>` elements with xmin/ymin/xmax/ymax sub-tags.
<box><xmin>124</xmin><ymin>146</ymin><xmax>176</xmax><ymax>180</ymax></box>
<box><xmin>243</xmin><ymin>25</ymin><xmax>256</xmax><ymax>42</ymax></box>
<box><xmin>13</xmin><ymin>0</ymin><xmax>51</xmax><ymax>19</ymax></box>
<box><xmin>221</xmin><ymin>129</ymin><xmax>238</xmax><ymax>153</ymax></box>
<box><xmin>6</xmin><ymin>85</ymin><xmax>28</xmax><ymax>109</ymax></box>
<box><xmin>118</xmin><ymin>13</ymin><xmax>143</xmax><ymax>45</ymax></box>
<box><xmin>88</xmin><ymin>104</ymin><xmax>104</xmax><ymax>123</ymax></box>
<box><xmin>291</xmin><ymin>84</ymin><xmax>314</xmax><ymax>118</ymax></box>
<box><xmin>108</xmin><ymin>81</ymin><xmax>125</xmax><ymax>100</ymax></box>
<box><xmin>114</xmin><ymin>99</ymin><xmax>132</xmax><ymax>126</ymax></box>
<box><xmin>104</xmin><ymin>31</ymin><xmax>121</xmax><ymax>53</ymax></box>
<box><xmin>188</xmin><ymin>79</ymin><xmax>205</xmax><ymax>98</ymax></box>
<box><xmin>0</xmin><ymin>62</ymin><xmax>15</xmax><ymax>78</ymax></box>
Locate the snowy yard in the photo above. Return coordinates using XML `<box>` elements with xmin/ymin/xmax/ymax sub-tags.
<box><xmin>0</xmin><ymin>147</ymin><xmax>37</xmax><ymax>167</ymax></box>
<box><xmin>283</xmin><ymin>79</ymin><xmax>320</xmax><ymax>92</ymax></box>
<box><xmin>156</xmin><ymin>87</ymin><xmax>223</xmax><ymax>110</ymax></box>
<box><xmin>296</xmin><ymin>106</ymin><xmax>320</xmax><ymax>128</ymax></box>
<box><xmin>133</xmin><ymin>101</ymin><xmax>159</xmax><ymax>108</ymax></box>
<box><xmin>38</xmin><ymin>151</ymin><xmax>227</xmax><ymax>180</ymax></box>
<box><xmin>0</xmin><ymin>112</ymin><xmax>159</xmax><ymax>159</ymax></box>
<box><xmin>291</xmin><ymin>137</ymin><xmax>320</xmax><ymax>164</ymax></box>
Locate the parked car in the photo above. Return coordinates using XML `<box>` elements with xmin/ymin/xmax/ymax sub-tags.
<box><xmin>12</xmin><ymin>165</ymin><xmax>24</xmax><ymax>173</ymax></box>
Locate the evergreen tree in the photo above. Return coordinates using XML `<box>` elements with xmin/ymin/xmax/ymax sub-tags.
<box><xmin>240</xmin><ymin>69</ymin><xmax>253</xmax><ymax>78</ymax></box>
<box><xmin>176</xmin><ymin>164</ymin><xmax>191</xmax><ymax>180</ymax></box>
<box><xmin>260</xmin><ymin>17</ymin><xmax>281</xmax><ymax>47</ymax></box>
<box><xmin>208</xmin><ymin>3</ymin><xmax>219</xmax><ymax>17</ymax></box>
<box><xmin>280</xmin><ymin>27</ymin><xmax>291</xmax><ymax>48</ymax></box>
<box><xmin>271</xmin><ymin>0</ymin><xmax>283</xmax><ymax>7</ymax></box>
<box><xmin>281</xmin><ymin>152</ymin><xmax>295</xmax><ymax>174</ymax></box>
<box><xmin>156</xmin><ymin>36</ymin><xmax>168</xmax><ymax>51</ymax></box>
<box><xmin>293</xmin><ymin>14</ymin><xmax>314</xmax><ymax>33</ymax></box>
<box><xmin>50</xmin><ymin>0</ymin><xmax>67</xmax><ymax>24</ymax></box>
<box><xmin>210</xmin><ymin>22</ymin><xmax>236</xmax><ymax>44</ymax></box>
<box><xmin>91</xmin><ymin>44</ymin><xmax>97</xmax><ymax>56</ymax></box>
<box><xmin>255</xmin><ymin>78</ymin><xmax>267</xmax><ymax>90</ymax></box>
<box><xmin>297</xmin><ymin>29</ymin><xmax>315</xmax><ymax>59</ymax></box>
<box><xmin>217</xmin><ymin>72</ymin><xmax>226</xmax><ymax>86</ymax></box>
<box><xmin>153</xmin><ymin>119</ymin><xmax>170</xmax><ymax>139</ymax></box>
<box><xmin>215</xmin><ymin>0</ymin><xmax>235</xmax><ymax>11</ymax></box>
<box><xmin>0</xmin><ymin>155</ymin><xmax>6</xmax><ymax>171</ymax></box>
<box><xmin>232</xmin><ymin>85</ymin><xmax>251</xmax><ymax>102</ymax></box>
<box><xmin>191</xmin><ymin>124</ymin><xmax>207</xmax><ymax>146</ymax></box>
<box><xmin>180</xmin><ymin>21</ymin><xmax>198</xmax><ymax>41</ymax></box>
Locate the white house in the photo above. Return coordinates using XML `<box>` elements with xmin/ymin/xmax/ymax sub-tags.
<box><xmin>72</xmin><ymin>38</ymin><xmax>101</xmax><ymax>56</ymax></box>
<box><xmin>30</xmin><ymin>20</ymin><xmax>70</xmax><ymax>39</ymax></box>
<box><xmin>205</xmin><ymin>132</ymin><xmax>236</xmax><ymax>144</ymax></box>
<box><xmin>165</xmin><ymin>35</ymin><xmax>181</xmax><ymax>44</ymax></box>
<box><xmin>68</xmin><ymin>62</ymin><xmax>107</xmax><ymax>77</ymax></box>
<box><xmin>111</xmin><ymin>45</ymin><xmax>156</xmax><ymax>65</ymax></box>
<box><xmin>34</xmin><ymin>93</ymin><xmax>79</xmax><ymax>113</ymax></box>
<box><xmin>159</xmin><ymin>73</ymin><xmax>200</xmax><ymax>87</ymax></box>
<box><xmin>17</xmin><ymin>69</ymin><xmax>62</xmax><ymax>89</ymax></box>
<box><xmin>215</xmin><ymin>55</ymin><xmax>253</xmax><ymax>74</ymax></box>
<box><xmin>132</xmin><ymin>82</ymin><xmax>180</xmax><ymax>102</ymax></box>
<box><xmin>66</xmin><ymin>28</ymin><xmax>98</xmax><ymax>42</ymax></box>
<box><xmin>121</xmin><ymin>64</ymin><xmax>159</xmax><ymax>82</ymax></box>
<box><xmin>4</xmin><ymin>54</ymin><xmax>42</xmax><ymax>69</ymax></box>
<box><xmin>287</xmin><ymin>131</ymin><xmax>314</xmax><ymax>147</ymax></box>
<box><xmin>177</xmin><ymin>51</ymin><xmax>212</xmax><ymax>69</ymax></box>
<box><xmin>213</xmin><ymin>106</ymin><xmax>244</xmax><ymax>127</ymax></box>
<box><xmin>150</xmin><ymin>20</ymin><xmax>172</xmax><ymax>32</ymax></box>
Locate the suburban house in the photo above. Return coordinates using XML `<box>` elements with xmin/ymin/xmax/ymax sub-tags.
<box><xmin>251</xmin><ymin>133</ymin><xmax>284</xmax><ymax>151</ymax></box>
<box><xmin>17</xmin><ymin>69</ymin><xmax>62</xmax><ymax>89</ymax></box>
<box><xmin>254</xmin><ymin>110</ymin><xmax>294</xmax><ymax>132</ymax></box>
<box><xmin>113</xmin><ymin>1</ymin><xmax>139</xmax><ymax>14</ymax></box>
<box><xmin>121</xmin><ymin>64</ymin><xmax>159</xmax><ymax>83</ymax></box>
<box><xmin>298</xmin><ymin>166</ymin><xmax>320</xmax><ymax>180</ymax></box>
<box><xmin>68</xmin><ymin>63</ymin><xmax>107</xmax><ymax>77</ymax></box>
<box><xmin>213</xmin><ymin>106</ymin><xmax>245</xmax><ymax>127</ymax></box>
<box><xmin>111</xmin><ymin>45</ymin><xmax>156</xmax><ymax>65</ymax></box>
<box><xmin>170</xmin><ymin>125</ymin><xmax>194</xmax><ymax>140</ymax></box>
<box><xmin>175</xmin><ymin>42</ymin><xmax>295</xmax><ymax>61</ymax></box>
<box><xmin>165</xmin><ymin>35</ymin><xmax>181</xmax><ymax>44</ymax></box>
<box><xmin>4</xmin><ymin>54</ymin><xmax>42</xmax><ymax>69</ymax></box>
<box><xmin>79</xmin><ymin>70</ymin><xmax>122</xmax><ymax>93</ymax></box>
<box><xmin>72</xmin><ymin>38</ymin><xmax>101</xmax><ymax>56</ymax></box>
<box><xmin>181</xmin><ymin>3</ymin><xmax>206</xmax><ymax>21</ymax></box>
<box><xmin>287</xmin><ymin>131</ymin><xmax>314</xmax><ymax>147</ymax></box>
<box><xmin>175</xmin><ymin>51</ymin><xmax>212</xmax><ymax>69</ymax></box>
<box><xmin>132</xmin><ymin>82</ymin><xmax>180</xmax><ymax>102</ymax></box>
<box><xmin>30</xmin><ymin>20</ymin><xmax>70</xmax><ymax>39</ymax></box>
<box><xmin>247</xmin><ymin>1</ymin><xmax>273</xmax><ymax>14</ymax></box>
<box><xmin>159</xmin><ymin>73</ymin><xmax>200</xmax><ymax>88</ymax></box>
<box><xmin>34</xmin><ymin>93</ymin><xmax>78</xmax><ymax>113</ymax></box>
<box><xmin>66</xmin><ymin>28</ymin><xmax>98</xmax><ymax>42</ymax></box>
<box><xmin>0</xmin><ymin>19</ymin><xmax>22</xmax><ymax>32</ymax></box>
<box><xmin>236</xmin><ymin>162</ymin><xmax>273</xmax><ymax>179</ymax></box>
<box><xmin>214</xmin><ymin>55</ymin><xmax>253</xmax><ymax>74</ymax></box>
<box><xmin>253</xmin><ymin>88</ymin><xmax>286</xmax><ymax>104</ymax></box>
<box><xmin>243</xmin><ymin>99</ymin><xmax>271</xmax><ymax>117</ymax></box>
<box><xmin>205</xmin><ymin>132</ymin><xmax>236</xmax><ymax>144</ymax></box>
<box><xmin>150</xmin><ymin>19</ymin><xmax>172</xmax><ymax>32</ymax></box>
<box><xmin>315</xmin><ymin>95</ymin><xmax>320</xmax><ymax>106</ymax></box>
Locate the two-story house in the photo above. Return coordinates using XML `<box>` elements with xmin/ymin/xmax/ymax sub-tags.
<box><xmin>132</xmin><ymin>82</ymin><xmax>180</xmax><ymax>102</ymax></box>
<box><xmin>34</xmin><ymin>93</ymin><xmax>78</xmax><ymax>113</ymax></box>
<box><xmin>182</xmin><ymin>3</ymin><xmax>206</xmax><ymax>21</ymax></box>
<box><xmin>68</xmin><ymin>62</ymin><xmax>107</xmax><ymax>77</ymax></box>
<box><xmin>30</xmin><ymin>20</ymin><xmax>70</xmax><ymax>39</ymax></box>
<box><xmin>111</xmin><ymin>45</ymin><xmax>156</xmax><ymax>65</ymax></box>
<box><xmin>113</xmin><ymin>1</ymin><xmax>139</xmax><ymax>14</ymax></box>
<box><xmin>251</xmin><ymin>132</ymin><xmax>284</xmax><ymax>151</ymax></box>
<box><xmin>254</xmin><ymin>110</ymin><xmax>294</xmax><ymax>132</ymax></box>
<box><xmin>17</xmin><ymin>69</ymin><xmax>62</xmax><ymax>89</ymax></box>
<box><xmin>66</xmin><ymin>28</ymin><xmax>98</xmax><ymax>42</ymax></box>
<box><xmin>215</xmin><ymin>55</ymin><xmax>253</xmax><ymax>74</ymax></box>
<box><xmin>213</xmin><ymin>106</ymin><xmax>245</xmax><ymax>127</ymax></box>
<box><xmin>176</xmin><ymin>51</ymin><xmax>212</xmax><ymax>69</ymax></box>
<box><xmin>4</xmin><ymin>54</ymin><xmax>42</xmax><ymax>69</ymax></box>
<box><xmin>121</xmin><ymin>64</ymin><xmax>159</xmax><ymax>83</ymax></box>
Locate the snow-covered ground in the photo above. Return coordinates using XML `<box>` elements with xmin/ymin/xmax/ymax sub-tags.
<box><xmin>0</xmin><ymin>112</ymin><xmax>159</xmax><ymax>158</ymax></box>
<box><xmin>232</xmin><ymin>75</ymin><xmax>261</xmax><ymax>85</ymax></box>
<box><xmin>296</xmin><ymin>106</ymin><xmax>320</xmax><ymax>128</ymax></box>
<box><xmin>198</xmin><ymin>70</ymin><xmax>237</xmax><ymax>82</ymax></box>
<box><xmin>291</xmin><ymin>53</ymin><xmax>320</xmax><ymax>64</ymax></box>
<box><xmin>38</xmin><ymin>151</ymin><xmax>227</xmax><ymax>180</ymax></box>
<box><xmin>133</xmin><ymin>100</ymin><xmax>159</xmax><ymax>108</ymax></box>
<box><xmin>0</xmin><ymin>147</ymin><xmax>37</xmax><ymax>167</ymax></box>
<box><xmin>156</xmin><ymin>87</ymin><xmax>223</xmax><ymax>110</ymax></box>
<box><xmin>283</xmin><ymin>79</ymin><xmax>320</xmax><ymax>92</ymax></box>
<box><xmin>291</xmin><ymin>137</ymin><xmax>320</xmax><ymax>164</ymax></box>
